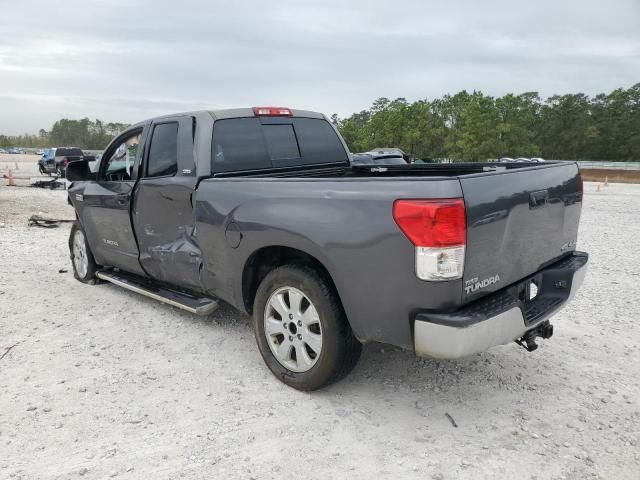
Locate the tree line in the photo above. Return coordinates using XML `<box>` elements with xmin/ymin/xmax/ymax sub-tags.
<box><xmin>333</xmin><ymin>84</ymin><xmax>640</xmax><ymax>161</ymax></box>
<box><xmin>2</xmin><ymin>84</ymin><xmax>639</xmax><ymax>161</ymax></box>
<box><xmin>0</xmin><ymin>118</ymin><xmax>129</xmax><ymax>150</ymax></box>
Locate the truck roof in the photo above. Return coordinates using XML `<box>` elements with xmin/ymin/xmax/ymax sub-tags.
<box><xmin>131</xmin><ymin>108</ymin><xmax>326</xmax><ymax>128</ymax></box>
<box><xmin>209</xmin><ymin>108</ymin><xmax>325</xmax><ymax>120</ymax></box>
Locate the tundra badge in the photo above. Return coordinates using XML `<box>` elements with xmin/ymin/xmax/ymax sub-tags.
<box><xmin>465</xmin><ymin>274</ymin><xmax>501</xmax><ymax>294</ymax></box>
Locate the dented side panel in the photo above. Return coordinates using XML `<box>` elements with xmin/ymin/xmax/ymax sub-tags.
<box><xmin>132</xmin><ymin>177</ymin><xmax>204</xmax><ymax>291</ymax></box>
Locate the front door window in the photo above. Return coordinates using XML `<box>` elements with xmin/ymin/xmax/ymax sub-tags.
<box><xmin>102</xmin><ymin>132</ymin><xmax>142</xmax><ymax>181</ymax></box>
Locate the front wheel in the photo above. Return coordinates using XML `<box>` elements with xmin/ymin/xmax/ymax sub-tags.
<box><xmin>68</xmin><ymin>222</ymin><xmax>99</xmax><ymax>284</ymax></box>
<box><xmin>252</xmin><ymin>265</ymin><xmax>361</xmax><ymax>391</ymax></box>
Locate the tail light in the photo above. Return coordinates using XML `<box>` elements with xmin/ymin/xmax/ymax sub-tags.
<box><xmin>63</xmin><ymin>157</ymin><xmax>69</xmax><ymax>165</ymax></box>
<box><xmin>393</xmin><ymin>199</ymin><xmax>466</xmax><ymax>281</ymax></box>
<box><xmin>253</xmin><ymin>106</ymin><xmax>292</xmax><ymax>116</ymax></box>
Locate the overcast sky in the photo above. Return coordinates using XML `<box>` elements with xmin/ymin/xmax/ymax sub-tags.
<box><xmin>1</xmin><ymin>0</ymin><xmax>639</xmax><ymax>135</ymax></box>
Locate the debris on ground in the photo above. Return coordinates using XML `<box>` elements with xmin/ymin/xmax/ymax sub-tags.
<box><xmin>0</xmin><ymin>343</ymin><xmax>18</xmax><ymax>362</ymax></box>
<box><xmin>445</xmin><ymin>412</ymin><xmax>458</xmax><ymax>428</ymax></box>
<box><xmin>31</xmin><ymin>177</ymin><xmax>64</xmax><ymax>190</ymax></box>
<box><xmin>28</xmin><ymin>214</ymin><xmax>74</xmax><ymax>228</ymax></box>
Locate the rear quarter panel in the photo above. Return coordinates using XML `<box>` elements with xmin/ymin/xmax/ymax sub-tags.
<box><xmin>194</xmin><ymin>177</ymin><xmax>462</xmax><ymax>349</ymax></box>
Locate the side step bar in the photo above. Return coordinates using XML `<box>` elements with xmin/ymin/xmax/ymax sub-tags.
<box><xmin>95</xmin><ymin>270</ymin><xmax>218</xmax><ymax>316</ymax></box>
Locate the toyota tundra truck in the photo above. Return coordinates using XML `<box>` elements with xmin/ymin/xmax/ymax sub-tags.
<box><xmin>65</xmin><ymin>107</ymin><xmax>588</xmax><ymax>390</ymax></box>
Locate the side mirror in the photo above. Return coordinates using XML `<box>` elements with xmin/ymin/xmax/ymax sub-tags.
<box><xmin>66</xmin><ymin>159</ymin><xmax>96</xmax><ymax>181</ymax></box>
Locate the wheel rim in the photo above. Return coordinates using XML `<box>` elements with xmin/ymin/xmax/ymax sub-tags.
<box><xmin>264</xmin><ymin>286</ymin><xmax>323</xmax><ymax>373</ymax></box>
<box><xmin>72</xmin><ymin>230</ymin><xmax>89</xmax><ymax>278</ymax></box>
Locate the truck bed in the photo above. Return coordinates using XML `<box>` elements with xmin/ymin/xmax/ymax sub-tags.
<box><xmin>195</xmin><ymin>160</ymin><xmax>582</xmax><ymax>349</ymax></box>
<box><xmin>210</xmin><ymin>161</ymin><xmax>552</xmax><ymax>179</ymax></box>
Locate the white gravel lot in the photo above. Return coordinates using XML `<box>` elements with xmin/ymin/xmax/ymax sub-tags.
<box><xmin>1</xmin><ymin>159</ymin><xmax>639</xmax><ymax>479</ymax></box>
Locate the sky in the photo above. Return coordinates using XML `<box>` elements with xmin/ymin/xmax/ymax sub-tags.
<box><xmin>0</xmin><ymin>0</ymin><xmax>639</xmax><ymax>135</ymax></box>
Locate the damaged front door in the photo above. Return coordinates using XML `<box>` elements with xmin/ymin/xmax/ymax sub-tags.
<box><xmin>132</xmin><ymin>116</ymin><xmax>203</xmax><ymax>291</ymax></box>
<box><xmin>81</xmin><ymin>126</ymin><xmax>147</xmax><ymax>276</ymax></box>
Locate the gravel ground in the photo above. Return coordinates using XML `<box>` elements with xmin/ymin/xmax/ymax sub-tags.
<box><xmin>1</xmin><ymin>172</ymin><xmax>639</xmax><ymax>479</ymax></box>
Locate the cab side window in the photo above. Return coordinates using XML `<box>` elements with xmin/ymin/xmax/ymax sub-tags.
<box><xmin>102</xmin><ymin>131</ymin><xmax>142</xmax><ymax>181</ymax></box>
<box><xmin>147</xmin><ymin>122</ymin><xmax>178</xmax><ymax>177</ymax></box>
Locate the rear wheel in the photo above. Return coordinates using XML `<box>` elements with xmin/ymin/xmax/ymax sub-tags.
<box><xmin>69</xmin><ymin>222</ymin><xmax>99</xmax><ymax>284</ymax></box>
<box><xmin>252</xmin><ymin>265</ymin><xmax>361</xmax><ymax>391</ymax></box>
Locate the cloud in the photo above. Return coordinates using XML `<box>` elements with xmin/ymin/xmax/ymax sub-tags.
<box><xmin>0</xmin><ymin>0</ymin><xmax>638</xmax><ymax>134</ymax></box>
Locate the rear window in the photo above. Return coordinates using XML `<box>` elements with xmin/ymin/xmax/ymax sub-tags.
<box><xmin>263</xmin><ymin>124</ymin><xmax>300</xmax><ymax>162</ymax></box>
<box><xmin>211</xmin><ymin>117</ymin><xmax>347</xmax><ymax>173</ymax></box>
<box><xmin>294</xmin><ymin>118</ymin><xmax>348</xmax><ymax>165</ymax></box>
<box><xmin>212</xmin><ymin>118</ymin><xmax>270</xmax><ymax>173</ymax></box>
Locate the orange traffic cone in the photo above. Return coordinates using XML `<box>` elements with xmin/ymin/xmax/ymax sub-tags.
<box><xmin>7</xmin><ymin>169</ymin><xmax>16</xmax><ymax>186</ymax></box>
<box><xmin>596</xmin><ymin>183</ymin><xmax>601</xmax><ymax>192</ymax></box>
<box><xmin>604</xmin><ymin>176</ymin><xmax>609</xmax><ymax>187</ymax></box>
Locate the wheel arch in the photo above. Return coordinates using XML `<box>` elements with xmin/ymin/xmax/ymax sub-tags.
<box><xmin>241</xmin><ymin>245</ymin><xmax>344</xmax><ymax>316</ymax></box>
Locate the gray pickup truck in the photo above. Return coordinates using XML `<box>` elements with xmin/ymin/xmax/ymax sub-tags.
<box><xmin>65</xmin><ymin>107</ymin><xmax>588</xmax><ymax>390</ymax></box>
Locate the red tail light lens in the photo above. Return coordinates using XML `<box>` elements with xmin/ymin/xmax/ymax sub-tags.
<box><xmin>63</xmin><ymin>157</ymin><xmax>69</xmax><ymax>165</ymax></box>
<box><xmin>253</xmin><ymin>106</ymin><xmax>292</xmax><ymax>116</ymax></box>
<box><xmin>393</xmin><ymin>199</ymin><xmax>466</xmax><ymax>247</ymax></box>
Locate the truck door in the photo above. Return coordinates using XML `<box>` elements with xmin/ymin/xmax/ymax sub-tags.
<box><xmin>131</xmin><ymin>116</ymin><xmax>203</xmax><ymax>291</ymax></box>
<box><xmin>79</xmin><ymin>126</ymin><xmax>148</xmax><ymax>276</ymax></box>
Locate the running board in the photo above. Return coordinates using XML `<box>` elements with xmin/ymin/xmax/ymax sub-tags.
<box><xmin>95</xmin><ymin>270</ymin><xmax>218</xmax><ymax>316</ymax></box>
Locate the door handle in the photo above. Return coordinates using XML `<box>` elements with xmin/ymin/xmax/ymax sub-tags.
<box><xmin>529</xmin><ymin>190</ymin><xmax>548</xmax><ymax>209</ymax></box>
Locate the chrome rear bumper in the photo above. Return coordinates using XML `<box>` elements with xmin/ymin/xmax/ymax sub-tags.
<box><xmin>414</xmin><ymin>252</ymin><xmax>588</xmax><ymax>359</ymax></box>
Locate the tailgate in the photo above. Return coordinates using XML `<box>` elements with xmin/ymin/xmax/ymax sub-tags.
<box><xmin>460</xmin><ymin>163</ymin><xmax>582</xmax><ymax>303</ymax></box>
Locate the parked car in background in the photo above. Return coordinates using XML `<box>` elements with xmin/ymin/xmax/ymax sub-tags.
<box><xmin>38</xmin><ymin>149</ymin><xmax>54</xmax><ymax>175</ymax></box>
<box><xmin>351</xmin><ymin>152</ymin><xmax>408</xmax><ymax>166</ymax></box>
<box><xmin>36</xmin><ymin>149</ymin><xmax>44</xmax><ymax>155</ymax></box>
<box><xmin>38</xmin><ymin>147</ymin><xmax>84</xmax><ymax>176</ymax></box>
<box><xmin>351</xmin><ymin>148</ymin><xmax>410</xmax><ymax>166</ymax></box>
<box><xmin>530</xmin><ymin>157</ymin><xmax>546</xmax><ymax>162</ymax></box>
<box><xmin>7</xmin><ymin>147</ymin><xmax>22</xmax><ymax>154</ymax></box>
<box><xmin>0</xmin><ymin>148</ymin><xmax>7</xmax><ymax>154</ymax></box>
<box><xmin>365</xmin><ymin>147</ymin><xmax>410</xmax><ymax>162</ymax></box>
<box><xmin>498</xmin><ymin>157</ymin><xmax>515</xmax><ymax>162</ymax></box>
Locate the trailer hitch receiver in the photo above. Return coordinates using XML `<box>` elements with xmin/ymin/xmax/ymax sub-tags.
<box><xmin>516</xmin><ymin>320</ymin><xmax>554</xmax><ymax>352</ymax></box>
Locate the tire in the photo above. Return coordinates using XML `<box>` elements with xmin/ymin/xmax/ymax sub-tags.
<box><xmin>68</xmin><ymin>222</ymin><xmax>99</xmax><ymax>284</ymax></box>
<box><xmin>252</xmin><ymin>264</ymin><xmax>362</xmax><ymax>391</ymax></box>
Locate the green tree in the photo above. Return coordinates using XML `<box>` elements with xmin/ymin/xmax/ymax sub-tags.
<box><xmin>496</xmin><ymin>93</ymin><xmax>541</xmax><ymax>157</ymax></box>
<box><xmin>334</xmin><ymin>84</ymin><xmax>640</xmax><ymax>162</ymax></box>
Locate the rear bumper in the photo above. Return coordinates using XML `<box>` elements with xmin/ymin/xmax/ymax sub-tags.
<box><xmin>413</xmin><ymin>252</ymin><xmax>588</xmax><ymax>359</ymax></box>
